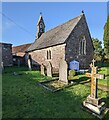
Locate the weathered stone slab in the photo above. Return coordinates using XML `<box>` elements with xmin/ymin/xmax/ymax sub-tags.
<box><xmin>41</xmin><ymin>64</ymin><xmax>45</xmax><ymax>76</ymax></box>
<box><xmin>1</xmin><ymin>62</ymin><xmax>4</xmax><ymax>70</ymax></box>
<box><xmin>46</xmin><ymin>61</ymin><xmax>52</xmax><ymax>77</ymax></box>
<box><xmin>28</xmin><ymin>59</ymin><xmax>32</xmax><ymax>71</ymax></box>
<box><xmin>18</xmin><ymin>59</ymin><xmax>20</xmax><ymax>67</ymax></box>
<box><xmin>83</xmin><ymin>100</ymin><xmax>107</xmax><ymax>115</ymax></box>
<box><xmin>85</xmin><ymin>95</ymin><xmax>101</xmax><ymax>106</ymax></box>
<box><xmin>59</xmin><ymin>58</ymin><xmax>68</xmax><ymax>84</ymax></box>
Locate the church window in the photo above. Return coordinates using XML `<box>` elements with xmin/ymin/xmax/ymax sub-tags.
<box><xmin>79</xmin><ymin>36</ymin><xmax>86</xmax><ymax>55</ymax></box>
<box><xmin>47</xmin><ymin>50</ymin><xmax>52</xmax><ymax>60</ymax></box>
<box><xmin>47</xmin><ymin>51</ymin><xmax>49</xmax><ymax>59</ymax></box>
<box><xmin>49</xmin><ymin>50</ymin><xmax>51</xmax><ymax>59</ymax></box>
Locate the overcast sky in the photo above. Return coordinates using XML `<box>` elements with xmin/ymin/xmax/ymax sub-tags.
<box><xmin>2</xmin><ymin>2</ymin><xmax>107</xmax><ymax>46</ymax></box>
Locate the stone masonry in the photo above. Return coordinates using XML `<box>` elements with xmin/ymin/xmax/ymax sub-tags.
<box><xmin>27</xmin><ymin>12</ymin><xmax>94</xmax><ymax>71</ymax></box>
<box><xmin>29</xmin><ymin>44</ymin><xmax>65</xmax><ymax>72</ymax></box>
<box><xmin>0</xmin><ymin>42</ymin><xmax>13</xmax><ymax>67</ymax></box>
<box><xmin>65</xmin><ymin>14</ymin><xmax>93</xmax><ymax>68</ymax></box>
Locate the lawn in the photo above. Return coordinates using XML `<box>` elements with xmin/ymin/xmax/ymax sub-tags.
<box><xmin>2</xmin><ymin>66</ymin><xmax>109</xmax><ymax>119</ymax></box>
<box><xmin>98</xmin><ymin>67</ymin><xmax>109</xmax><ymax>86</ymax></box>
<box><xmin>71</xmin><ymin>67</ymin><xmax>109</xmax><ymax>87</ymax></box>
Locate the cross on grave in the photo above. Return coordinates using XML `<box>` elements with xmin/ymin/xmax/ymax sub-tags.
<box><xmin>86</xmin><ymin>59</ymin><xmax>105</xmax><ymax>98</ymax></box>
<box><xmin>83</xmin><ymin>59</ymin><xmax>108</xmax><ymax>118</ymax></box>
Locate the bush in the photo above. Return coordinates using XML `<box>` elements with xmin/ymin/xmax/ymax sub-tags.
<box><xmin>69</xmin><ymin>70</ymin><xmax>76</xmax><ymax>77</ymax></box>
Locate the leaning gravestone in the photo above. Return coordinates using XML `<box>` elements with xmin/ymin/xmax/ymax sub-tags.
<box><xmin>46</xmin><ymin>62</ymin><xmax>52</xmax><ymax>77</ymax></box>
<box><xmin>28</xmin><ymin>59</ymin><xmax>31</xmax><ymax>71</ymax></box>
<box><xmin>41</xmin><ymin>64</ymin><xmax>45</xmax><ymax>76</ymax></box>
<box><xmin>59</xmin><ymin>58</ymin><xmax>68</xmax><ymax>84</ymax></box>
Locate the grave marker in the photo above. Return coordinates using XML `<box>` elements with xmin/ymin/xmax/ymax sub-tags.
<box><xmin>83</xmin><ymin>59</ymin><xmax>108</xmax><ymax>118</ymax></box>
<box><xmin>59</xmin><ymin>58</ymin><xmax>68</xmax><ymax>84</ymax></box>
<box><xmin>1</xmin><ymin>62</ymin><xmax>4</xmax><ymax>71</ymax></box>
<box><xmin>41</xmin><ymin>64</ymin><xmax>45</xmax><ymax>76</ymax></box>
<box><xmin>18</xmin><ymin>59</ymin><xmax>20</xmax><ymax>67</ymax></box>
<box><xmin>46</xmin><ymin>61</ymin><xmax>52</xmax><ymax>77</ymax></box>
<box><xmin>28</xmin><ymin>59</ymin><xmax>32</xmax><ymax>71</ymax></box>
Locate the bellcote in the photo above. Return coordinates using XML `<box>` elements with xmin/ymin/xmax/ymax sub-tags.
<box><xmin>36</xmin><ymin>13</ymin><xmax>45</xmax><ymax>39</ymax></box>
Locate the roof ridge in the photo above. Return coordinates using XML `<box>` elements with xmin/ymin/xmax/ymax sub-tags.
<box><xmin>27</xmin><ymin>14</ymin><xmax>84</xmax><ymax>52</ymax></box>
<box><xmin>44</xmin><ymin>15</ymin><xmax>82</xmax><ymax>34</ymax></box>
<box><xmin>13</xmin><ymin>43</ymin><xmax>32</xmax><ymax>47</ymax></box>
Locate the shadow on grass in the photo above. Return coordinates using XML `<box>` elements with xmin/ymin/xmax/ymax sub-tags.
<box><xmin>2</xmin><ymin>66</ymin><xmax>28</xmax><ymax>74</ymax></box>
<box><xmin>2</xmin><ymin>81</ymin><xmax>98</xmax><ymax>119</ymax></box>
<box><xmin>69</xmin><ymin>76</ymin><xmax>90</xmax><ymax>85</ymax></box>
<box><xmin>101</xmin><ymin>97</ymin><xmax>109</xmax><ymax>108</ymax></box>
<box><xmin>95</xmin><ymin>62</ymin><xmax>109</xmax><ymax>68</ymax></box>
<box><xmin>2</xmin><ymin>67</ymin><xmax>109</xmax><ymax>119</ymax></box>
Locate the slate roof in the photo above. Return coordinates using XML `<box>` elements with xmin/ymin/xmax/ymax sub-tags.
<box><xmin>27</xmin><ymin>14</ymin><xmax>83</xmax><ymax>52</ymax></box>
<box><xmin>12</xmin><ymin>43</ymin><xmax>31</xmax><ymax>54</ymax></box>
<box><xmin>37</xmin><ymin>15</ymin><xmax>45</xmax><ymax>27</ymax></box>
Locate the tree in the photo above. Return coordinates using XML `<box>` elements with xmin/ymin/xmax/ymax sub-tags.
<box><xmin>103</xmin><ymin>15</ymin><xmax>109</xmax><ymax>60</ymax></box>
<box><xmin>92</xmin><ymin>38</ymin><xmax>103</xmax><ymax>61</ymax></box>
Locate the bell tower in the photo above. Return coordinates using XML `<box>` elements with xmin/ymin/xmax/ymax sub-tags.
<box><xmin>36</xmin><ymin>13</ymin><xmax>45</xmax><ymax>39</ymax></box>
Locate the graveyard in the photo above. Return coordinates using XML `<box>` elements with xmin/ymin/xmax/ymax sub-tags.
<box><xmin>2</xmin><ymin>64</ymin><xmax>109</xmax><ymax>119</ymax></box>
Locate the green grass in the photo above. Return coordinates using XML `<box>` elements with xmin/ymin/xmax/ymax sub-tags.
<box><xmin>98</xmin><ymin>67</ymin><xmax>109</xmax><ymax>86</ymax></box>
<box><xmin>2</xmin><ymin>66</ymin><xmax>109</xmax><ymax>119</ymax></box>
<box><xmin>70</xmin><ymin>67</ymin><xmax>109</xmax><ymax>87</ymax></box>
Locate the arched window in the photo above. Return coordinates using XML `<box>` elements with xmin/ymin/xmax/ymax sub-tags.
<box><xmin>49</xmin><ymin>50</ymin><xmax>51</xmax><ymax>59</ymax></box>
<box><xmin>47</xmin><ymin>51</ymin><xmax>49</xmax><ymax>59</ymax></box>
<box><xmin>47</xmin><ymin>50</ymin><xmax>51</xmax><ymax>60</ymax></box>
<box><xmin>79</xmin><ymin>36</ymin><xmax>86</xmax><ymax>55</ymax></box>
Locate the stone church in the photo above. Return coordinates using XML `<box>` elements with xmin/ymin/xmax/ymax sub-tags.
<box><xmin>26</xmin><ymin>11</ymin><xmax>94</xmax><ymax>71</ymax></box>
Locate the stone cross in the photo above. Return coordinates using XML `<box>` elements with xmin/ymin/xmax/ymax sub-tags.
<box><xmin>41</xmin><ymin>64</ymin><xmax>45</xmax><ymax>76</ymax></box>
<box><xmin>86</xmin><ymin>59</ymin><xmax>105</xmax><ymax>98</ymax></box>
<box><xmin>59</xmin><ymin>58</ymin><xmax>68</xmax><ymax>84</ymax></box>
<box><xmin>46</xmin><ymin>61</ymin><xmax>52</xmax><ymax>77</ymax></box>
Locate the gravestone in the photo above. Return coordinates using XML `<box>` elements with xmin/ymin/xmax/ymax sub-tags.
<box><xmin>28</xmin><ymin>59</ymin><xmax>32</xmax><ymax>71</ymax></box>
<box><xmin>0</xmin><ymin>62</ymin><xmax>4</xmax><ymax>73</ymax></box>
<box><xmin>69</xmin><ymin>60</ymin><xmax>79</xmax><ymax>71</ymax></box>
<box><xmin>41</xmin><ymin>64</ymin><xmax>45</xmax><ymax>76</ymax></box>
<box><xmin>18</xmin><ymin>59</ymin><xmax>20</xmax><ymax>67</ymax></box>
<box><xmin>1</xmin><ymin>62</ymin><xmax>4</xmax><ymax>70</ymax></box>
<box><xmin>46</xmin><ymin>62</ymin><xmax>52</xmax><ymax>77</ymax></box>
<box><xmin>83</xmin><ymin>59</ymin><xmax>108</xmax><ymax>118</ymax></box>
<box><xmin>59</xmin><ymin>58</ymin><xmax>68</xmax><ymax>84</ymax></box>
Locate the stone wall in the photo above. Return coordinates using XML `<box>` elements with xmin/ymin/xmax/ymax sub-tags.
<box><xmin>65</xmin><ymin>14</ymin><xmax>94</xmax><ymax>69</ymax></box>
<box><xmin>0</xmin><ymin>43</ymin><xmax>13</xmax><ymax>66</ymax></box>
<box><xmin>29</xmin><ymin>44</ymin><xmax>65</xmax><ymax>71</ymax></box>
<box><xmin>29</xmin><ymin>14</ymin><xmax>94</xmax><ymax>70</ymax></box>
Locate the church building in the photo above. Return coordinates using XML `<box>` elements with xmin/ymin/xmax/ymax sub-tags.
<box><xmin>26</xmin><ymin>11</ymin><xmax>94</xmax><ymax>72</ymax></box>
